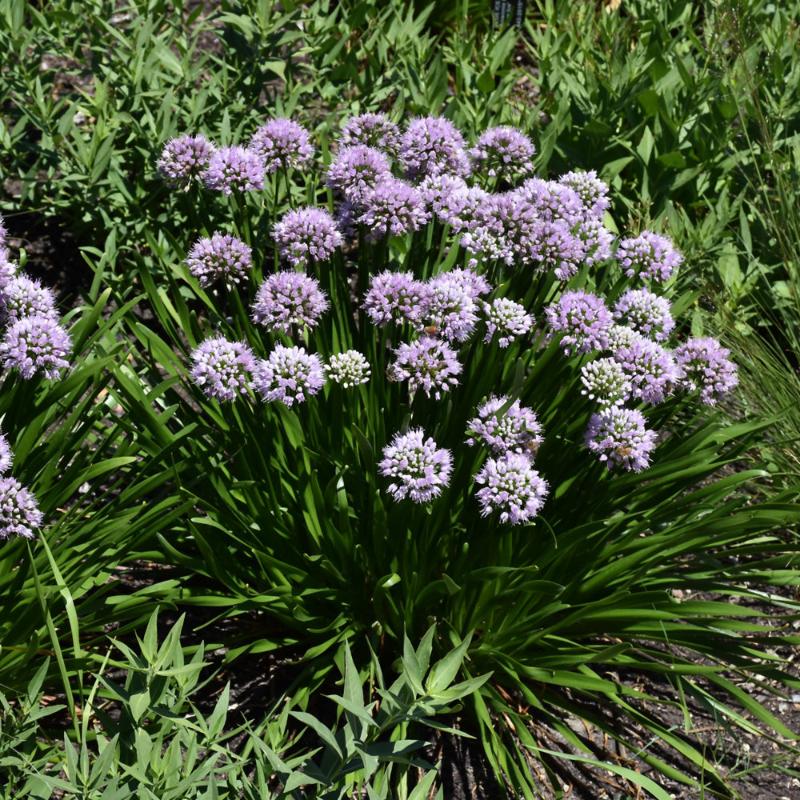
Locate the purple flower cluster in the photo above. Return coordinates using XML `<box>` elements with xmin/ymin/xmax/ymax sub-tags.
<box><xmin>250</xmin><ymin>119</ymin><xmax>314</xmax><ymax>173</ymax></box>
<box><xmin>0</xmin><ymin>433</ymin><xmax>12</xmax><ymax>475</ymax></box>
<box><xmin>341</xmin><ymin>113</ymin><xmax>401</xmax><ymax>155</ymax></box>
<box><xmin>616</xmin><ymin>231</ymin><xmax>682</xmax><ymax>283</ymax></box>
<box><xmin>483</xmin><ymin>297</ymin><xmax>533</xmax><ymax>347</ymax></box>
<box><xmin>469</xmin><ymin>126</ymin><xmax>535</xmax><ymax>182</ymax></box>
<box><xmin>612</xmin><ymin>288</ymin><xmax>674</xmax><ymax>342</ymax></box>
<box><xmin>466</xmin><ymin>396</ymin><xmax>542</xmax><ymax>456</ymax></box>
<box><xmin>186</xmin><ymin>233</ymin><xmax>251</xmax><ymax>287</ymax></box>
<box><xmin>675</xmin><ymin>337</ymin><xmax>738</xmax><ymax>405</ymax></box>
<box><xmin>389</xmin><ymin>336</ymin><xmax>461</xmax><ymax>399</ymax></box>
<box><xmin>475</xmin><ymin>453</ymin><xmax>548</xmax><ymax>525</ymax></box>
<box><xmin>0</xmin><ymin>275</ymin><xmax>57</xmax><ymax>323</ymax></box>
<box><xmin>254</xmin><ymin>345</ymin><xmax>325</xmax><ymax>407</ymax></box>
<box><xmin>356</xmin><ymin>178</ymin><xmax>428</xmax><ymax>239</ymax></box>
<box><xmin>362</xmin><ymin>271</ymin><xmax>429</xmax><ymax>327</ymax></box>
<box><xmin>203</xmin><ymin>146</ymin><xmax>264</xmax><ymax>195</ymax></box>
<box><xmin>545</xmin><ymin>291</ymin><xmax>611</xmax><ymax>354</ymax></box>
<box><xmin>251</xmin><ymin>272</ymin><xmax>328</xmax><ymax>334</ymax></box>
<box><xmin>585</xmin><ymin>407</ymin><xmax>657</xmax><ymax>472</ymax></box>
<box><xmin>558</xmin><ymin>170</ymin><xmax>610</xmax><ymax>220</ymax></box>
<box><xmin>326</xmin><ymin>145</ymin><xmax>392</xmax><ymax>205</ymax></box>
<box><xmin>190</xmin><ymin>337</ymin><xmax>255</xmax><ymax>401</ymax></box>
<box><xmin>423</xmin><ymin>273</ymin><xmax>479</xmax><ymax>343</ymax></box>
<box><xmin>0</xmin><ymin>476</ymin><xmax>43</xmax><ymax>539</ymax></box>
<box><xmin>399</xmin><ymin>117</ymin><xmax>470</xmax><ymax>180</ymax></box>
<box><xmin>274</xmin><ymin>207</ymin><xmax>343</xmax><ymax>267</ymax></box>
<box><xmin>0</xmin><ymin>249</ymin><xmax>15</xmax><ymax>294</ymax></box>
<box><xmin>379</xmin><ymin>428</ymin><xmax>452</xmax><ymax>503</ymax></box>
<box><xmin>157</xmin><ymin>135</ymin><xmax>215</xmax><ymax>187</ymax></box>
<box><xmin>613</xmin><ymin>338</ymin><xmax>680</xmax><ymax>404</ymax></box>
<box><xmin>1</xmin><ymin>315</ymin><xmax>71</xmax><ymax>379</ymax></box>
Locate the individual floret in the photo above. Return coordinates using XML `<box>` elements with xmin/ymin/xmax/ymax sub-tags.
<box><xmin>186</xmin><ymin>233</ymin><xmax>251</xmax><ymax>287</ymax></box>
<box><xmin>399</xmin><ymin>116</ymin><xmax>470</xmax><ymax>180</ymax></box>
<box><xmin>675</xmin><ymin>337</ymin><xmax>738</xmax><ymax>405</ymax></box>
<box><xmin>389</xmin><ymin>336</ymin><xmax>461</xmax><ymax>399</ymax></box>
<box><xmin>483</xmin><ymin>297</ymin><xmax>533</xmax><ymax>348</ymax></box>
<box><xmin>379</xmin><ymin>428</ymin><xmax>452</xmax><ymax>503</ymax></box>
<box><xmin>326</xmin><ymin>350</ymin><xmax>371</xmax><ymax>388</ymax></box>
<box><xmin>157</xmin><ymin>134</ymin><xmax>215</xmax><ymax>187</ymax></box>
<box><xmin>545</xmin><ymin>290</ymin><xmax>612</xmax><ymax>355</ymax></box>
<box><xmin>273</xmin><ymin>207</ymin><xmax>343</xmax><ymax>268</ymax></box>
<box><xmin>585</xmin><ymin>407</ymin><xmax>657</xmax><ymax>472</ymax></box>
<box><xmin>616</xmin><ymin>231</ymin><xmax>682</xmax><ymax>283</ymax></box>
<box><xmin>466</xmin><ymin>396</ymin><xmax>543</xmax><ymax>457</ymax></box>
<box><xmin>612</xmin><ymin>288</ymin><xmax>674</xmax><ymax>342</ymax></box>
<box><xmin>190</xmin><ymin>337</ymin><xmax>255</xmax><ymax>401</ymax></box>
<box><xmin>1</xmin><ymin>315</ymin><xmax>70</xmax><ymax>379</ymax></box>
<box><xmin>474</xmin><ymin>452</ymin><xmax>548</xmax><ymax>525</ymax></box>
<box><xmin>469</xmin><ymin>126</ymin><xmax>535</xmax><ymax>183</ymax></box>
<box><xmin>253</xmin><ymin>345</ymin><xmax>325</xmax><ymax>407</ymax></box>
<box><xmin>580</xmin><ymin>358</ymin><xmax>632</xmax><ymax>407</ymax></box>
<box><xmin>0</xmin><ymin>477</ymin><xmax>43</xmax><ymax>539</ymax></box>
<box><xmin>251</xmin><ymin>272</ymin><xmax>328</xmax><ymax>334</ymax></box>
<box><xmin>250</xmin><ymin>119</ymin><xmax>314</xmax><ymax>173</ymax></box>
<box><xmin>203</xmin><ymin>146</ymin><xmax>264</xmax><ymax>194</ymax></box>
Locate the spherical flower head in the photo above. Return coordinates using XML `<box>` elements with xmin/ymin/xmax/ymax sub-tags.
<box><xmin>340</xmin><ymin>112</ymin><xmax>401</xmax><ymax>155</ymax></box>
<box><xmin>469</xmin><ymin>126</ymin><xmax>535</xmax><ymax>182</ymax></box>
<box><xmin>585</xmin><ymin>407</ymin><xmax>657</xmax><ymax>472</ymax></box>
<box><xmin>0</xmin><ymin>248</ymin><xmax>15</xmax><ymax>294</ymax></box>
<box><xmin>203</xmin><ymin>146</ymin><xmax>264</xmax><ymax>195</ymax></box>
<box><xmin>250</xmin><ymin>118</ymin><xmax>314</xmax><ymax>173</ymax></box>
<box><xmin>190</xmin><ymin>337</ymin><xmax>255</xmax><ymax>402</ymax></box>
<box><xmin>422</xmin><ymin>273</ymin><xmax>479</xmax><ymax>343</ymax></box>
<box><xmin>460</xmin><ymin>191</ymin><xmax>539</xmax><ymax>267</ymax></box>
<box><xmin>0</xmin><ymin>477</ymin><xmax>42</xmax><ymax>539</ymax></box>
<box><xmin>390</xmin><ymin>336</ymin><xmax>461</xmax><ymax>399</ymax></box>
<box><xmin>558</xmin><ymin>170</ymin><xmax>610</xmax><ymax>220</ymax></box>
<box><xmin>616</xmin><ymin>231</ymin><xmax>682</xmax><ymax>283</ymax></box>
<box><xmin>251</xmin><ymin>272</ymin><xmax>328</xmax><ymax>334</ymax></box>
<box><xmin>157</xmin><ymin>134</ymin><xmax>215</xmax><ymax>187</ymax></box>
<box><xmin>466</xmin><ymin>396</ymin><xmax>543</xmax><ymax>457</ymax></box>
<box><xmin>254</xmin><ymin>345</ymin><xmax>324</xmax><ymax>407</ymax></box>
<box><xmin>1</xmin><ymin>315</ymin><xmax>70</xmax><ymax>379</ymax></box>
<box><xmin>442</xmin><ymin>268</ymin><xmax>491</xmax><ymax>299</ymax></box>
<box><xmin>326</xmin><ymin>145</ymin><xmax>392</xmax><ymax>205</ymax></box>
<box><xmin>580</xmin><ymin>358</ymin><xmax>632</xmax><ymax>407</ymax></box>
<box><xmin>419</xmin><ymin>174</ymin><xmax>469</xmax><ymax>223</ymax></box>
<box><xmin>474</xmin><ymin>452</ymin><xmax>548</xmax><ymax>525</ymax></box>
<box><xmin>273</xmin><ymin>207</ymin><xmax>343</xmax><ymax>268</ymax></box>
<box><xmin>379</xmin><ymin>428</ymin><xmax>452</xmax><ymax>504</ymax></box>
<box><xmin>399</xmin><ymin>116</ymin><xmax>470</xmax><ymax>181</ymax></box>
<box><xmin>606</xmin><ymin>323</ymin><xmax>647</xmax><ymax>352</ymax></box>
<box><xmin>613</xmin><ymin>288</ymin><xmax>674</xmax><ymax>342</ymax></box>
<box><xmin>576</xmin><ymin>218</ymin><xmax>614</xmax><ymax>265</ymax></box>
<box><xmin>186</xmin><ymin>233</ymin><xmax>251</xmax><ymax>287</ymax></box>
<box><xmin>545</xmin><ymin>291</ymin><xmax>612</xmax><ymax>355</ymax></box>
<box><xmin>326</xmin><ymin>350</ymin><xmax>371</xmax><ymax>388</ymax></box>
<box><xmin>0</xmin><ymin>433</ymin><xmax>12</xmax><ymax>474</ymax></box>
<box><xmin>675</xmin><ymin>337</ymin><xmax>739</xmax><ymax>406</ymax></box>
<box><xmin>517</xmin><ymin>178</ymin><xmax>584</xmax><ymax>227</ymax></box>
<box><xmin>447</xmin><ymin>186</ymin><xmax>491</xmax><ymax>233</ymax></box>
<box><xmin>0</xmin><ymin>275</ymin><xmax>56</xmax><ymax>323</ymax></box>
<box><xmin>528</xmin><ymin>218</ymin><xmax>587</xmax><ymax>280</ymax></box>
<box><xmin>362</xmin><ymin>271</ymin><xmax>430</xmax><ymax>326</ymax></box>
<box><xmin>614</xmin><ymin>339</ymin><xmax>680</xmax><ymax>405</ymax></box>
<box><xmin>357</xmin><ymin>178</ymin><xmax>428</xmax><ymax>240</ymax></box>
<box><xmin>483</xmin><ymin>297</ymin><xmax>533</xmax><ymax>348</ymax></box>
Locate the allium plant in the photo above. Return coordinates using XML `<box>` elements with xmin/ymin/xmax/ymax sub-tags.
<box><xmin>140</xmin><ymin>117</ymin><xmax>800</xmax><ymax>798</ymax></box>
